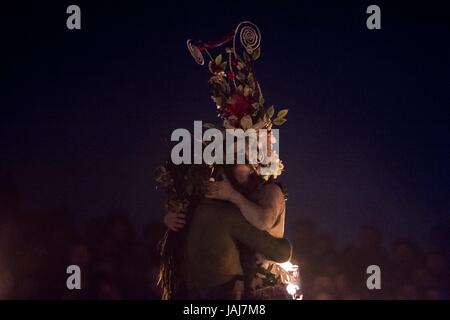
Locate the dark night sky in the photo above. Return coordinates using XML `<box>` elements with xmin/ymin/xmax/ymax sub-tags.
<box><xmin>1</xmin><ymin>1</ymin><xmax>449</xmax><ymax>245</ymax></box>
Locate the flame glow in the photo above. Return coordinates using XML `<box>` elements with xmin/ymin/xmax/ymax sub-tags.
<box><xmin>278</xmin><ymin>261</ymin><xmax>297</xmax><ymax>272</ymax></box>
<box><xmin>277</xmin><ymin>260</ymin><xmax>302</xmax><ymax>300</ymax></box>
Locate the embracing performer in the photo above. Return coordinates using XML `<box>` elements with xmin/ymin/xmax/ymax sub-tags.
<box><xmin>156</xmin><ymin>22</ymin><xmax>298</xmax><ymax>300</ymax></box>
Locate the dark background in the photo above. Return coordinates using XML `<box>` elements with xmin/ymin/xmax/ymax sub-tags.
<box><xmin>1</xmin><ymin>0</ymin><xmax>449</xmax><ymax>246</ymax></box>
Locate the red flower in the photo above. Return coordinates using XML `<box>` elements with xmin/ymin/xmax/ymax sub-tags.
<box><xmin>225</xmin><ymin>92</ymin><xmax>251</xmax><ymax>119</ymax></box>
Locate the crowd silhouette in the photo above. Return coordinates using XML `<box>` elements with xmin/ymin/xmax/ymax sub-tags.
<box><xmin>290</xmin><ymin>220</ymin><xmax>449</xmax><ymax>299</ymax></box>
<box><xmin>0</xmin><ymin>174</ymin><xmax>448</xmax><ymax>299</ymax></box>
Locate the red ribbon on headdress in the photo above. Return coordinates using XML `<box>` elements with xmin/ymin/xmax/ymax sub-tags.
<box><xmin>195</xmin><ymin>31</ymin><xmax>234</xmax><ymax>51</ymax></box>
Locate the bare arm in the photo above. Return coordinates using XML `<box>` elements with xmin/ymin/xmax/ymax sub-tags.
<box><xmin>205</xmin><ymin>174</ymin><xmax>285</xmax><ymax>231</ymax></box>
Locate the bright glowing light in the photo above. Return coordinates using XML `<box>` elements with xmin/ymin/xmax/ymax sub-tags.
<box><xmin>286</xmin><ymin>283</ymin><xmax>299</xmax><ymax>296</ymax></box>
<box><xmin>278</xmin><ymin>261</ymin><xmax>297</xmax><ymax>272</ymax></box>
<box><xmin>276</xmin><ymin>260</ymin><xmax>302</xmax><ymax>300</ymax></box>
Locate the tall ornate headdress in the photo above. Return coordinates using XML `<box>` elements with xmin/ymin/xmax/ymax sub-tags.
<box><xmin>187</xmin><ymin>21</ymin><xmax>288</xmax><ymax>179</ymax></box>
